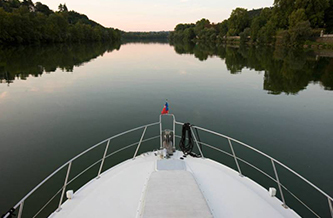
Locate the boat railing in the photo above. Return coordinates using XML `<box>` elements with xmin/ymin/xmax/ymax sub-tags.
<box><xmin>2</xmin><ymin>121</ymin><xmax>161</xmax><ymax>218</ymax></box>
<box><xmin>174</xmin><ymin>120</ymin><xmax>333</xmax><ymax>218</ymax></box>
<box><xmin>2</xmin><ymin>114</ymin><xmax>333</xmax><ymax>218</ymax></box>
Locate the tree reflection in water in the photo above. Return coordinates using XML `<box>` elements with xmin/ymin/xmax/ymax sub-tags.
<box><xmin>1</xmin><ymin>41</ymin><xmax>332</xmax><ymax>95</ymax></box>
<box><xmin>171</xmin><ymin>41</ymin><xmax>333</xmax><ymax>94</ymax></box>
<box><xmin>0</xmin><ymin>42</ymin><xmax>121</xmax><ymax>84</ymax></box>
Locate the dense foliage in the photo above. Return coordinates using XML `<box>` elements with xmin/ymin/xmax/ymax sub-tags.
<box><xmin>2</xmin><ymin>40</ymin><xmax>332</xmax><ymax>95</ymax></box>
<box><xmin>0</xmin><ymin>0</ymin><xmax>121</xmax><ymax>44</ymax></box>
<box><xmin>121</xmin><ymin>31</ymin><xmax>169</xmax><ymax>40</ymax></box>
<box><xmin>0</xmin><ymin>41</ymin><xmax>121</xmax><ymax>83</ymax></box>
<box><xmin>170</xmin><ymin>0</ymin><xmax>333</xmax><ymax>47</ymax></box>
<box><xmin>171</xmin><ymin>41</ymin><xmax>333</xmax><ymax>93</ymax></box>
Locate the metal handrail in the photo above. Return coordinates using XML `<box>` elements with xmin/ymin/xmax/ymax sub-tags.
<box><xmin>176</xmin><ymin>121</ymin><xmax>333</xmax><ymax>201</ymax></box>
<box><xmin>175</xmin><ymin>121</ymin><xmax>333</xmax><ymax>217</ymax></box>
<box><xmin>188</xmin><ymin>137</ymin><xmax>321</xmax><ymax>217</ymax></box>
<box><xmin>3</xmin><ymin>116</ymin><xmax>332</xmax><ymax>218</ymax></box>
<box><xmin>32</xmin><ymin>135</ymin><xmax>160</xmax><ymax>218</ymax></box>
<box><xmin>3</xmin><ymin>121</ymin><xmax>160</xmax><ymax>218</ymax></box>
<box><xmin>175</xmin><ymin>134</ymin><xmax>322</xmax><ymax>217</ymax></box>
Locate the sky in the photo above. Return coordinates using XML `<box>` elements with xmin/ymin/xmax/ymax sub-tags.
<box><xmin>39</xmin><ymin>0</ymin><xmax>274</xmax><ymax>31</ymax></box>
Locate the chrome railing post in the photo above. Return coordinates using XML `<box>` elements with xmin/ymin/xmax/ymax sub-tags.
<box><xmin>17</xmin><ymin>201</ymin><xmax>24</xmax><ymax>218</ymax></box>
<box><xmin>271</xmin><ymin>159</ymin><xmax>288</xmax><ymax>208</ymax></box>
<box><xmin>57</xmin><ymin>161</ymin><xmax>72</xmax><ymax>212</ymax></box>
<box><xmin>190</xmin><ymin>127</ymin><xmax>204</xmax><ymax>158</ymax></box>
<box><xmin>97</xmin><ymin>139</ymin><xmax>111</xmax><ymax>178</ymax></box>
<box><xmin>173</xmin><ymin>115</ymin><xmax>176</xmax><ymax>150</ymax></box>
<box><xmin>328</xmin><ymin>197</ymin><xmax>333</xmax><ymax>218</ymax></box>
<box><xmin>133</xmin><ymin>126</ymin><xmax>147</xmax><ymax>159</ymax></box>
<box><xmin>228</xmin><ymin>139</ymin><xmax>242</xmax><ymax>176</ymax></box>
<box><xmin>159</xmin><ymin>115</ymin><xmax>162</xmax><ymax>149</ymax></box>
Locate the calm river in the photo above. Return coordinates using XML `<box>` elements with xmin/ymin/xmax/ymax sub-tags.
<box><xmin>0</xmin><ymin>42</ymin><xmax>332</xmax><ymax>217</ymax></box>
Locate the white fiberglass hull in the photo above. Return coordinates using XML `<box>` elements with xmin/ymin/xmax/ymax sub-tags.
<box><xmin>49</xmin><ymin>151</ymin><xmax>300</xmax><ymax>218</ymax></box>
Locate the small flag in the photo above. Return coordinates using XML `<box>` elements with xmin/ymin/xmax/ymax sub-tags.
<box><xmin>161</xmin><ymin>101</ymin><xmax>169</xmax><ymax>114</ymax></box>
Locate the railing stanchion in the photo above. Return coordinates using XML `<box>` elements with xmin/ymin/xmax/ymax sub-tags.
<box><xmin>328</xmin><ymin>197</ymin><xmax>333</xmax><ymax>218</ymax></box>
<box><xmin>133</xmin><ymin>126</ymin><xmax>147</xmax><ymax>159</ymax></box>
<box><xmin>190</xmin><ymin>127</ymin><xmax>204</xmax><ymax>158</ymax></box>
<box><xmin>17</xmin><ymin>201</ymin><xmax>24</xmax><ymax>218</ymax></box>
<box><xmin>271</xmin><ymin>159</ymin><xmax>288</xmax><ymax>208</ymax></box>
<box><xmin>57</xmin><ymin>161</ymin><xmax>72</xmax><ymax>212</ymax></box>
<box><xmin>173</xmin><ymin>116</ymin><xmax>176</xmax><ymax>150</ymax></box>
<box><xmin>159</xmin><ymin>115</ymin><xmax>162</xmax><ymax>149</ymax></box>
<box><xmin>228</xmin><ymin>139</ymin><xmax>242</xmax><ymax>176</ymax></box>
<box><xmin>97</xmin><ymin>139</ymin><xmax>111</xmax><ymax>178</ymax></box>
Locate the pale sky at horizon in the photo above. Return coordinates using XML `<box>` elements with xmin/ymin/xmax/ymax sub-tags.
<box><xmin>39</xmin><ymin>0</ymin><xmax>274</xmax><ymax>31</ymax></box>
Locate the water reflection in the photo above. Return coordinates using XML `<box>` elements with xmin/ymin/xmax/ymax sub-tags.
<box><xmin>171</xmin><ymin>42</ymin><xmax>333</xmax><ymax>94</ymax></box>
<box><xmin>0</xmin><ymin>42</ymin><xmax>121</xmax><ymax>84</ymax></box>
<box><xmin>1</xmin><ymin>41</ymin><xmax>332</xmax><ymax>95</ymax></box>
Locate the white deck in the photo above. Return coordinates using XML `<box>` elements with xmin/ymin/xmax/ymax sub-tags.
<box><xmin>49</xmin><ymin>151</ymin><xmax>300</xmax><ymax>218</ymax></box>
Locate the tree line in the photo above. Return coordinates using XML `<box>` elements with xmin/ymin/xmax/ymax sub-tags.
<box><xmin>0</xmin><ymin>41</ymin><xmax>121</xmax><ymax>84</ymax></box>
<box><xmin>121</xmin><ymin>31</ymin><xmax>169</xmax><ymax>40</ymax></box>
<box><xmin>0</xmin><ymin>0</ymin><xmax>121</xmax><ymax>44</ymax></box>
<box><xmin>169</xmin><ymin>0</ymin><xmax>333</xmax><ymax>47</ymax></box>
<box><xmin>171</xmin><ymin>41</ymin><xmax>333</xmax><ymax>94</ymax></box>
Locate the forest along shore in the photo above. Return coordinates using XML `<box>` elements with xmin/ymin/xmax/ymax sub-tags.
<box><xmin>169</xmin><ymin>0</ymin><xmax>333</xmax><ymax>49</ymax></box>
<box><xmin>0</xmin><ymin>1</ymin><xmax>171</xmax><ymax>45</ymax></box>
<box><xmin>0</xmin><ymin>1</ymin><xmax>121</xmax><ymax>45</ymax></box>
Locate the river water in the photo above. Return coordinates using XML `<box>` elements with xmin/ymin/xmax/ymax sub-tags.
<box><xmin>0</xmin><ymin>42</ymin><xmax>332</xmax><ymax>217</ymax></box>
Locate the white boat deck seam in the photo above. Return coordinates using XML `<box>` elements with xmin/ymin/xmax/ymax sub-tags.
<box><xmin>184</xmin><ymin>159</ymin><xmax>216</xmax><ymax>217</ymax></box>
<box><xmin>136</xmin><ymin>166</ymin><xmax>154</xmax><ymax>218</ymax></box>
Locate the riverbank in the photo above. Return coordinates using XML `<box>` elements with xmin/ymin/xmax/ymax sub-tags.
<box><xmin>211</xmin><ymin>36</ymin><xmax>333</xmax><ymax>51</ymax></box>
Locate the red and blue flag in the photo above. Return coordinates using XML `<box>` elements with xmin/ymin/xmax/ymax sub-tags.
<box><xmin>161</xmin><ymin>102</ymin><xmax>169</xmax><ymax>114</ymax></box>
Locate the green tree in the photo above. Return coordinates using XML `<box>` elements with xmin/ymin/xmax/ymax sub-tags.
<box><xmin>217</xmin><ymin>20</ymin><xmax>228</xmax><ymax>36</ymax></box>
<box><xmin>197</xmin><ymin>27</ymin><xmax>216</xmax><ymax>42</ymax></box>
<box><xmin>275</xmin><ymin>29</ymin><xmax>290</xmax><ymax>47</ymax></box>
<box><xmin>58</xmin><ymin>3</ymin><xmax>68</xmax><ymax>12</ymax></box>
<box><xmin>240</xmin><ymin>28</ymin><xmax>250</xmax><ymax>44</ymax></box>
<box><xmin>58</xmin><ymin>4</ymin><xmax>63</xmax><ymax>12</ymax></box>
<box><xmin>257</xmin><ymin>21</ymin><xmax>276</xmax><ymax>44</ymax></box>
<box><xmin>273</xmin><ymin>0</ymin><xmax>296</xmax><ymax>28</ymax></box>
<box><xmin>250</xmin><ymin>17</ymin><xmax>261</xmax><ymax>42</ymax></box>
<box><xmin>22</xmin><ymin>0</ymin><xmax>34</xmax><ymax>11</ymax></box>
<box><xmin>295</xmin><ymin>0</ymin><xmax>329</xmax><ymax>27</ymax></box>
<box><xmin>289</xmin><ymin>9</ymin><xmax>307</xmax><ymax>27</ymax></box>
<box><xmin>0</xmin><ymin>0</ymin><xmax>120</xmax><ymax>44</ymax></box>
<box><xmin>324</xmin><ymin>0</ymin><xmax>333</xmax><ymax>32</ymax></box>
<box><xmin>63</xmin><ymin>4</ymin><xmax>68</xmax><ymax>12</ymax></box>
<box><xmin>227</xmin><ymin>8</ymin><xmax>249</xmax><ymax>36</ymax></box>
<box><xmin>183</xmin><ymin>27</ymin><xmax>195</xmax><ymax>42</ymax></box>
<box><xmin>288</xmin><ymin>20</ymin><xmax>312</xmax><ymax>46</ymax></box>
<box><xmin>194</xmin><ymin>18</ymin><xmax>210</xmax><ymax>35</ymax></box>
<box><xmin>250</xmin><ymin>8</ymin><xmax>272</xmax><ymax>42</ymax></box>
<box><xmin>35</xmin><ymin>2</ymin><xmax>53</xmax><ymax>16</ymax></box>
